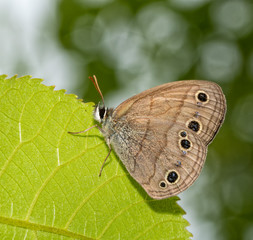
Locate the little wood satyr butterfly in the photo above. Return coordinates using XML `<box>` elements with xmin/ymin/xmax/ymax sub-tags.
<box><xmin>69</xmin><ymin>76</ymin><xmax>226</xmax><ymax>200</ymax></box>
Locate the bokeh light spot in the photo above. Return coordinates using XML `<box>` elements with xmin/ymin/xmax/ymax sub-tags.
<box><xmin>198</xmin><ymin>40</ymin><xmax>241</xmax><ymax>82</ymax></box>
<box><xmin>211</xmin><ymin>0</ymin><xmax>253</xmax><ymax>37</ymax></box>
<box><xmin>170</xmin><ymin>0</ymin><xmax>210</xmax><ymax>10</ymax></box>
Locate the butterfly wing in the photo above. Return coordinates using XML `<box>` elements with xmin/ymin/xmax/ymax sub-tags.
<box><xmin>109</xmin><ymin>80</ymin><xmax>226</xmax><ymax>199</ymax></box>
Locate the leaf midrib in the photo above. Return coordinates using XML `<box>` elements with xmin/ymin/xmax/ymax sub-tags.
<box><xmin>0</xmin><ymin>215</ymin><xmax>93</xmax><ymax>240</ymax></box>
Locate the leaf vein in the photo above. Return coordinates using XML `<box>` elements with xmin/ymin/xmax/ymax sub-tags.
<box><xmin>64</xmin><ymin>174</ymin><xmax>126</xmax><ymax>229</ymax></box>
<box><xmin>98</xmin><ymin>198</ymin><xmax>157</xmax><ymax>239</ymax></box>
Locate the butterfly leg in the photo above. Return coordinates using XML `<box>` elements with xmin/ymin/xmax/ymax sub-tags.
<box><xmin>68</xmin><ymin>124</ymin><xmax>101</xmax><ymax>134</ymax></box>
<box><xmin>99</xmin><ymin>145</ymin><xmax>112</xmax><ymax>177</ymax></box>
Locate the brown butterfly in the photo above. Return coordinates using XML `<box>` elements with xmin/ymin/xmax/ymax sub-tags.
<box><xmin>69</xmin><ymin>76</ymin><xmax>226</xmax><ymax>199</ymax></box>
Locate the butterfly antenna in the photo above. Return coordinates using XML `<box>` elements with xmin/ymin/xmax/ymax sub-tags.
<box><xmin>89</xmin><ymin>75</ymin><xmax>105</xmax><ymax>106</ymax></box>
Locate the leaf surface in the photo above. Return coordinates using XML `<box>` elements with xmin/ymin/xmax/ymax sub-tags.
<box><xmin>0</xmin><ymin>75</ymin><xmax>192</xmax><ymax>239</ymax></box>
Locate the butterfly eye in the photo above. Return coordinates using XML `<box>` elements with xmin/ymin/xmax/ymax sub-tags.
<box><xmin>94</xmin><ymin>104</ymin><xmax>107</xmax><ymax>123</ymax></box>
<box><xmin>99</xmin><ymin>107</ymin><xmax>106</xmax><ymax>119</ymax></box>
<box><xmin>166</xmin><ymin>170</ymin><xmax>180</xmax><ymax>184</ymax></box>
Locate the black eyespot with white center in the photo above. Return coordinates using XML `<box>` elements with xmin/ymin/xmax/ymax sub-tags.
<box><xmin>188</xmin><ymin>120</ymin><xmax>200</xmax><ymax>132</ymax></box>
<box><xmin>181</xmin><ymin>139</ymin><xmax>191</xmax><ymax>149</ymax></box>
<box><xmin>159</xmin><ymin>181</ymin><xmax>167</xmax><ymax>188</ymax></box>
<box><xmin>198</xmin><ymin>92</ymin><xmax>208</xmax><ymax>102</ymax></box>
<box><xmin>167</xmin><ymin>171</ymin><xmax>178</xmax><ymax>183</ymax></box>
<box><xmin>180</xmin><ymin>131</ymin><xmax>187</xmax><ymax>137</ymax></box>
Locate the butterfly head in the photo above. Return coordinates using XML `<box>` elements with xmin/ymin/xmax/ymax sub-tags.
<box><xmin>89</xmin><ymin>75</ymin><xmax>114</xmax><ymax>125</ymax></box>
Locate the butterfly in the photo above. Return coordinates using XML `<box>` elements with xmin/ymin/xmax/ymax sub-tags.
<box><xmin>69</xmin><ymin>76</ymin><xmax>226</xmax><ymax>199</ymax></box>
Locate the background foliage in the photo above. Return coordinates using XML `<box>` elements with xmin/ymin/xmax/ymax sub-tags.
<box><xmin>0</xmin><ymin>0</ymin><xmax>253</xmax><ymax>239</ymax></box>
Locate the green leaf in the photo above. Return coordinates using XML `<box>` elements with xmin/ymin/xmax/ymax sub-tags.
<box><xmin>0</xmin><ymin>75</ymin><xmax>192</xmax><ymax>239</ymax></box>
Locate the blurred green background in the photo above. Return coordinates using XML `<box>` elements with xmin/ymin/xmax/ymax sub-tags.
<box><xmin>1</xmin><ymin>0</ymin><xmax>253</xmax><ymax>239</ymax></box>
